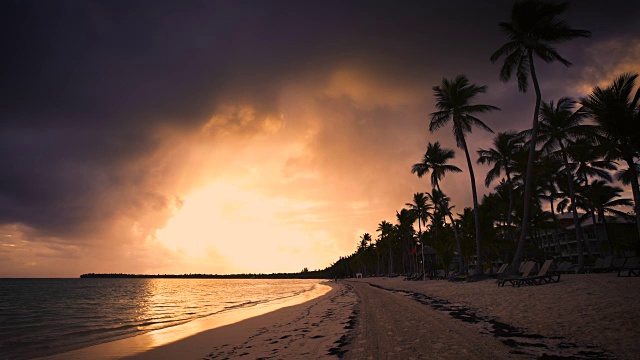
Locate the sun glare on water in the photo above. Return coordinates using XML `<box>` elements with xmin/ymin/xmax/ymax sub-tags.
<box><xmin>155</xmin><ymin>182</ymin><xmax>326</xmax><ymax>273</ymax></box>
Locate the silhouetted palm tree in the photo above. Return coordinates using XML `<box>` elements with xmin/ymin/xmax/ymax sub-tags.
<box><xmin>406</xmin><ymin>192</ymin><xmax>433</xmax><ymax>278</ymax></box>
<box><xmin>537</xmin><ymin>154</ymin><xmax>565</xmax><ymax>249</ymax></box>
<box><xmin>491</xmin><ymin>0</ymin><xmax>591</xmax><ymax>271</ymax></box>
<box><xmin>412</xmin><ymin>142</ymin><xmax>465</xmax><ymax>271</ymax></box>
<box><xmin>412</xmin><ymin>142</ymin><xmax>463</xmax><ymax>187</ymax></box>
<box><xmin>535</xmin><ymin>97</ymin><xmax>591</xmax><ymax>269</ymax></box>
<box><xmin>396</xmin><ymin>208</ymin><xmax>417</xmax><ymax>274</ymax></box>
<box><xmin>357</xmin><ymin>233</ymin><xmax>372</xmax><ymax>274</ymax></box>
<box><xmin>567</xmin><ymin>138</ymin><xmax>615</xmax><ymax>186</ymax></box>
<box><xmin>581</xmin><ymin>72</ymin><xmax>640</xmax><ymax>238</ymax></box>
<box><xmin>575</xmin><ymin>180</ymin><xmax>632</xmax><ymax>255</ymax></box>
<box><xmin>478</xmin><ymin>131</ymin><xmax>523</xmax><ymax>241</ymax></box>
<box><xmin>430</xmin><ymin>75</ymin><xmax>498</xmax><ymax>275</ymax></box>
<box><xmin>430</xmin><ymin>190</ymin><xmax>466</xmax><ymax>273</ymax></box>
<box><xmin>377</xmin><ymin>220</ymin><xmax>395</xmax><ymax>275</ymax></box>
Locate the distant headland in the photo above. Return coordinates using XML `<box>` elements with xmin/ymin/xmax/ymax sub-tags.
<box><xmin>79</xmin><ymin>270</ymin><xmax>329</xmax><ymax>279</ymax></box>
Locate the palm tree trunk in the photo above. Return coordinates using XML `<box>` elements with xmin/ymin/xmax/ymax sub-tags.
<box><xmin>560</xmin><ymin>142</ymin><xmax>586</xmax><ymax>271</ymax></box>
<box><xmin>625</xmin><ymin>156</ymin><xmax>640</xmax><ymax>240</ymax></box>
<box><xmin>436</xmin><ymin>182</ymin><xmax>465</xmax><ymax>273</ymax></box>
<box><xmin>599</xmin><ymin>209</ymin><xmax>615</xmax><ymax>257</ymax></box>
<box><xmin>418</xmin><ymin>219</ymin><xmax>425</xmax><ymax>279</ymax></box>
<box><xmin>512</xmin><ymin>50</ymin><xmax>540</xmax><ymax>275</ymax></box>
<box><xmin>460</xmin><ymin>137</ymin><xmax>483</xmax><ymax>275</ymax></box>
<box><xmin>549</xmin><ymin>196</ymin><xmax>563</xmax><ymax>254</ymax></box>
<box><xmin>506</xmin><ymin>172</ymin><xmax>515</xmax><ymax>241</ymax></box>
<box><xmin>590</xmin><ymin>211</ymin><xmax>604</xmax><ymax>256</ymax></box>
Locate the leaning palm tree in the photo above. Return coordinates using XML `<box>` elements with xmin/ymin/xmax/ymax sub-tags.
<box><xmin>477</xmin><ymin>131</ymin><xmax>523</xmax><ymax>242</ymax></box>
<box><xmin>534</xmin><ymin>97</ymin><xmax>591</xmax><ymax>270</ymax></box>
<box><xmin>491</xmin><ymin>0</ymin><xmax>591</xmax><ymax>272</ymax></box>
<box><xmin>581</xmin><ymin>72</ymin><xmax>640</xmax><ymax>238</ymax></box>
<box><xmin>406</xmin><ymin>192</ymin><xmax>433</xmax><ymax>279</ymax></box>
<box><xmin>430</xmin><ymin>75</ymin><xmax>498</xmax><ymax>275</ymax></box>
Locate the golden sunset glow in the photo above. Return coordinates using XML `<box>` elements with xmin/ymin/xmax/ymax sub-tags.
<box><xmin>1</xmin><ymin>1</ymin><xmax>637</xmax><ymax>278</ymax></box>
<box><xmin>155</xmin><ymin>181</ymin><xmax>333</xmax><ymax>273</ymax></box>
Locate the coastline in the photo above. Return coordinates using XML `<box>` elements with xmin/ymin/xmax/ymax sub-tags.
<box><xmin>40</xmin><ymin>281</ymin><xmax>339</xmax><ymax>360</ymax></box>
<box><xmin>40</xmin><ymin>273</ymin><xmax>640</xmax><ymax>359</ymax></box>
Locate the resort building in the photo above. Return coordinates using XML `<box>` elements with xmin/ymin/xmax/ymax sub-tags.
<box><xmin>533</xmin><ymin>212</ymin><xmax>638</xmax><ymax>261</ymax></box>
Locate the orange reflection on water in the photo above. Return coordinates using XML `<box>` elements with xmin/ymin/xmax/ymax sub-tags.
<box><xmin>42</xmin><ymin>281</ymin><xmax>331</xmax><ymax>360</ymax></box>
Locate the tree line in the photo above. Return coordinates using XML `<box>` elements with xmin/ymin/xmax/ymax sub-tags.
<box><xmin>323</xmin><ymin>0</ymin><xmax>639</xmax><ymax>279</ymax></box>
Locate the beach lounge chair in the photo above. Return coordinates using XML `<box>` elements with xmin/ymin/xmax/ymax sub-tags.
<box><xmin>488</xmin><ymin>263</ymin><xmax>509</xmax><ymax>278</ymax></box>
<box><xmin>617</xmin><ymin>258</ymin><xmax>640</xmax><ymax>277</ymax></box>
<box><xmin>585</xmin><ymin>256</ymin><xmax>613</xmax><ymax>273</ymax></box>
<box><xmin>497</xmin><ymin>261</ymin><xmax>536</xmax><ymax>287</ymax></box>
<box><xmin>514</xmin><ymin>259</ymin><xmax>561</xmax><ymax>287</ymax></box>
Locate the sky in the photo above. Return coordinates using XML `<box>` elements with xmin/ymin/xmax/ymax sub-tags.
<box><xmin>1</xmin><ymin>1</ymin><xmax>639</xmax><ymax>277</ymax></box>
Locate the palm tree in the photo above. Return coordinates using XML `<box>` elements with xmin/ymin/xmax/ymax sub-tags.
<box><xmin>567</xmin><ymin>138</ymin><xmax>615</xmax><ymax>186</ymax></box>
<box><xmin>412</xmin><ymin>142</ymin><xmax>463</xmax><ymax>187</ymax></box>
<box><xmin>491</xmin><ymin>0</ymin><xmax>591</xmax><ymax>272</ymax></box>
<box><xmin>430</xmin><ymin>75</ymin><xmax>499</xmax><ymax>275</ymax></box>
<box><xmin>575</xmin><ymin>180</ymin><xmax>633</xmax><ymax>256</ymax></box>
<box><xmin>428</xmin><ymin>189</ymin><xmax>465</xmax><ymax>273</ymax></box>
<box><xmin>396</xmin><ymin>208</ymin><xmax>417</xmax><ymax>274</ymax></box>
<box><xmin>357</xmin><ymin>233</ymin><xmax>372</xmax><ymax>275</ymax></box>
<box><xmin>406</xmin><ymin>192</ymin><xmax>433</xmax><ymax>279</ymax></box>
<box><xmin>535</xmin><ymin>97</ymin><xmax>591</xmax><ymax>270</ymax></box>
<box><xmin>377</xmin><ymin>220</ymin><xmax>395</xmax><ymax>275</ymax></box>
<box><xmin>411</xmin><ymin>141</ymin><xmax>466</xmax><ymax>272</ymax></box>
<box><xmin>537</xmin><ymin>154</ymin><xmax>565</xmax><ymax>251</ymax></box>
<box><xmin>477</xmin><ymin>131</ymin><xmax>523</xmax><ymax>242</ymax></box>
<box><xmin>581</xmin><ymin>72</ymin><xmax>640</xmax><ymax>239</ymax></box>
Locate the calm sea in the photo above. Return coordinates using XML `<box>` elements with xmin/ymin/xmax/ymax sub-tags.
<box><xmin>0</xmin><ymin>278</ymin><xmax>325</xmax><ymax>360</ymax></box>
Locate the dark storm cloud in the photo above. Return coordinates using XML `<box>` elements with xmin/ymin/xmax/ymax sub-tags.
<box><xmin>1</xmin><ymin>0</ymin><xmax>638</xmax><ymax>241</ymax></box>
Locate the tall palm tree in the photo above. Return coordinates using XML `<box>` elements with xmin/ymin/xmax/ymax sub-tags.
<box><xmin>581</xmin><ymin>72</ymin><xmax>640</xmax><ymax>238</ymax></box>
<box><xmin>377</xmin><ymin>220</ymin><xmax>395</xmax><ymax>275</ymax></box>
<box><xmin>357</xmin><ymin>233</ymin><xmax>372</xmax><ymax>274</ymax></box>
<box><xmin>535</xmin><ymin>97</ymin><xmax>591</xmax><ymax>270</ymax></box>
<box><xmin>396</xmin><ymin>208</ymin><xmax>417</xmax><ymax>274</ymax></box>
<box><xmin>537</xmin><ymin>154</ymin><xmax>565</xmax><ymax>250</ymax></box>
<box><xmin>427</xmin><ymin>189</ymin><xmax>465</xmax><ymax>273</ymax></box>
<box><xmin>411</xmin><ymin>141</ymin><xmax>465</xmax><ymax>272</ymax></box>
<box><xmin>477</xmin><ymin>131</ymin><xmax>523</xmax><ymax>242</ymax></box>
<box><xmin>406</xmin><ymin>192</ymin><xmax>433</xmax><ymax>279</ymax></box>
<box><xmin>430</xmin><ymin>75</ymin><xmax>498</xmax><ymax>275</ymax></box>
<box><xmin>491</xmin><ymin>0</ymin><xmax>591</xmax><ymax>272</ymax></box>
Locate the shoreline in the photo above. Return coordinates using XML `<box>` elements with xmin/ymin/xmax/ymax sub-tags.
<box><xmin>40</xmin><ymin>281</ymin><xmax>336</xmax><ymax>360</ymax></box>
<box><xmin>39</xmin><ymin>273</ymin><xmax>640</xmax><ymax>359</ymax></box>
<box><xmin>122</xmin><ymin>282</ymin><xmax>357</xmax><ymax>360</ymax></box>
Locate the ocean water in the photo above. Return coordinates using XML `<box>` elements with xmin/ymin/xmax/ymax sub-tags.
<box><xmin>0</xmin><ymin>278</ymin><xmax>324</xmax><ymax>360</ymax></box>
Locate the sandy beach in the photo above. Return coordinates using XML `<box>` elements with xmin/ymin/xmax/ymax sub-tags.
<box><xmin>346</xmin><ymin>274</ymin><xmax>640</xmax><ymax>360</ymax></box>
<box><xmin>91</xmin><ymin>272</ymin><xmax>639</xmax><ymax>360</ymax></box>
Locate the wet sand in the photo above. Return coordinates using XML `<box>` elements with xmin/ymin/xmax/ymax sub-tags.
<box><xmin>122</xmin><ymin>283</ymin><xmax>357</xmax><ymax>360</ymax></box>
